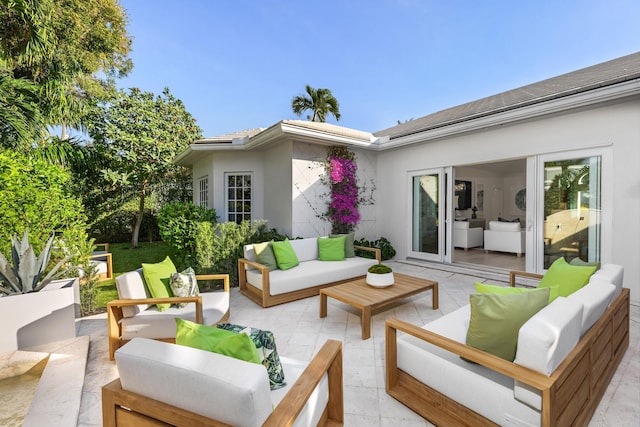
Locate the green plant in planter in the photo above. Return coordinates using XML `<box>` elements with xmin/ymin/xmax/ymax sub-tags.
<box><xmin>368</xmin><ymin>264</ymin><xmax>393</xmax><ymax>274</ymax></box>
<box><xmin>0</xmin><ymin>231</ymin><xmax>72</xmax><ymax>296</ymax></box>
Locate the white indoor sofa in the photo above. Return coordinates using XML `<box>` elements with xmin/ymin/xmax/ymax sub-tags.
<box><xmin>484</xmin><ymin>220</ymin><xmax>526</xmax><ymax>256</ymax></box>
<box><xmin>102</xmin><ymin>337</ymin><xmax>344</xmax><ymax>426</ymax></box>
<box><xmin>386</xmin><ymin>264</ymin><xmax>629</xmax><ymax>426</ymax></box>
<box><xmin>238</xmin><ymin>237</ymin><xmax>381</xmax><ymax>307</ymax></box>
<box><xmin>453</xmin><ymin>220</ymin><xmax>484</xmax><ymax>250</ymax></box>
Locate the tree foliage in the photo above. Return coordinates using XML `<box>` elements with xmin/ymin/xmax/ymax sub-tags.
<box><xmin>88</xmin><ymin>87</ymin><xmax>202</xmax><ymax>248</ymax></box>
<box><xmin>291</xmin><ymin>85</ymin><xmax>341</xmax><ymax>122</ymax></box>
<box><xmin>0</xmin><ymin>151</ymin><xmax>88</xmax><ymax>257</ymax></box>
<box><xmin>0</xmin><ymin>0</ymin><xmax>132</xmax><ymax>147</ymax></box>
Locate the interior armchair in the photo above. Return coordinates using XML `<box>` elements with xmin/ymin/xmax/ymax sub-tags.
<box><xmin>90</xmin><ymin>243</ymin><xmax>113</xmax><ymax>281</ymax></box>
<box><xmin>453</xmin><ymin>221</ymin><xmax>483</xmax><ymax>250</ymax></box>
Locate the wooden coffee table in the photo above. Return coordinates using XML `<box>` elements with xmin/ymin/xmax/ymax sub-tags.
<box><xmin>319</xmin><ymin>273</ymin><xmax>438</xmax><ymax>339</ymax></box>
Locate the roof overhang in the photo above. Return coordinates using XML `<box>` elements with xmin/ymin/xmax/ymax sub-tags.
<box><xmin>377</xmin><ymin>78</ymin><xmax>640</xmax><ymax>150</ymax></box>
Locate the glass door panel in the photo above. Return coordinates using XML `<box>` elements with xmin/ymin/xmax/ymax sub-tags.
<box><xmin>410</xmin><ymin>169</ymin><xmax>447</xmax><ymax>261</ymax></box>
<box><xmin>543</xmin><ymin>156</ymin><xmax>601</xmax><ymax>268</ymax></box>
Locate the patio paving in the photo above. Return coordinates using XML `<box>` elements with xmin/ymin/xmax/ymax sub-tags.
<box><xmin>76</xmin><ymin>261</ymin><xmax>639</xmax><ymax>426</ymax></box>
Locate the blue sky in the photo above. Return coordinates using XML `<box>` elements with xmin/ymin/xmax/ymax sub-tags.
<box><xmin>118</xmin><ymin>0</ymin><xmax>640</xmax><ymax>138</ymax></box>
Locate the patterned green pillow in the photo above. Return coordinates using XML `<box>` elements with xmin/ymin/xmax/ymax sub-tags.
<box><xmin>170</xmin><ymin>267</ymin><xmax>199</xmax><ymax>308</ymax></box>
<box><xmin>217</xmin><ymin>323</ymin><xmax>286</xmax><ymax>390</ymax></box>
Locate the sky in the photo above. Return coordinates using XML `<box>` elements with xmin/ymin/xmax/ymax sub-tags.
<box><xmin>117</xmin><ymin>0</ymin><xmax>640</xmax><ymax>138</ymax></box>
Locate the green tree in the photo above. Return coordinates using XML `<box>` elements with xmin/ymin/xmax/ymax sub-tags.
<box><xmin>0</xmin><ymin>0</ymin><xmax>132</xmax><ymax>147</ymax></box>
<box><xmin>291</xmin><ymin>85</ymin><xmax>341</xmax><ymax>122</ymax></box>
<box><xmin>0</xmin><ymin>150</ymin><xmax>88</xmax><ymax>257</ymax></box>
<box><xmin>88</xmin><ymin>87</ymin><xmax>202</xmax><ymax>248</ymax></box>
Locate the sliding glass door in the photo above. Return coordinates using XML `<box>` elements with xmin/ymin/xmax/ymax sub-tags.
<box><xmin>409</xmin><ymin>168</ymin><xmax>451</xmax><ymax>262</ymax></box>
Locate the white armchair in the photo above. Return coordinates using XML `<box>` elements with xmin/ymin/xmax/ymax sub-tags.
<box><xmin>453</xmin><ymin>221</ymin><xmax>483</xmax><ymax>250</ymax></box>
<box><xmin>483</xmin><ymin>220</ymin><xmax>525</xmax><ymax>256</ymax></box>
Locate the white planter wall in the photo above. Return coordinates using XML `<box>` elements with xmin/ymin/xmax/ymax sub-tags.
<box><xmin>0</xmin><ymin>278</ymin><xmax>78</xmax><ymax>352</ymax></box>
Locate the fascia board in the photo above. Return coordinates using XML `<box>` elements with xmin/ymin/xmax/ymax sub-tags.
<box><xmin>380</xmin><ymin>80</ymin><xmax>640</xmax><ymax>150</ymax></box>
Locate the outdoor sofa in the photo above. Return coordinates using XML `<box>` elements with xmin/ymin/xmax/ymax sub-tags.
<box><xmin>107</xmin><ymin>268</ymin><xmax>230</xmax><ymax>360</ymax></box>
<box><xmin>102</xmin><ymin>337</ymin><xmax>344</xmax><ymax>426</ymax></box>
<box><xmin>386</xmin><ymin>263</ymin><xmax>628</xmax><ymax>426</ymax></box>
<box><xmin>238</xmin><ymin>236</ymin><xmax>381</xmax><ymax>307</ymax></box>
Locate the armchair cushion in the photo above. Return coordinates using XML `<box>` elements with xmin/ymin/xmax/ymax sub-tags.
<box><xmin>142</xmin><ymin>256</ymin><xmax>177</xmax><ymax>311</ymax></box>
<box><xmin>115</xmin><ymin>269</ymin><xmax>150</xmax><ymax>318</ymax></box>
<box><xmin>170</xmin><ymin>267</ymin><xmax>199</xmax><ymax>308</ymax></box>
<box><xmin>217</xmin><ymin>323</ymin><xmax>287</xmax><ymax>390</ymax></box>
<box><xmin>175</xmin><ymin>318</ymin><xmax>261</xmax><ymax>364</ymax></box>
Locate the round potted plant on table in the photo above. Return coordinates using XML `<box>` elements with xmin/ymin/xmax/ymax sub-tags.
<box><xmin>366</xmin><ymin>264</ymin><xmax>394</xmax><ymax>288</ymax></box>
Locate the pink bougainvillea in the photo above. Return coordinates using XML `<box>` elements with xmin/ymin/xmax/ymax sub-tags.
<box><xmin>326</xmin><ymin>147</ymin><xmax>360</xmax><ymax>233</ymax></box>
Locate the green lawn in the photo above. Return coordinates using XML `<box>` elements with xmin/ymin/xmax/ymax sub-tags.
<box><xmin>93</xmin><ymin>241</ymin><xmax>175</xmax><ymax>310</ymax></box>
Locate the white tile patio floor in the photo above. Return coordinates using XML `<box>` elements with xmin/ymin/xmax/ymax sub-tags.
<box><xmin>76</xmin><ymin>261</ymin><xmax>639</xmax><ymax>426</ymax></box>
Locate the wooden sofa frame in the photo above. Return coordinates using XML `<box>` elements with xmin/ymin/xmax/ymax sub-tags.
<box><xmin>238</xmin><ymin>245</ymin><xmax>381</xmax><ymax>308</ymax></box>
<box><xmin>107</xmin><ymin>274</ymin><xmax>230</xmax><ymax>360</ymax></box>
<box><xmin>102</xmin><ymin>339</ymin><xmax>344</xmax><ymax>427</ymax></box>
<box><xmin>386</xmin><ymin>286</ymin><xmax>630</xmax><ymax>426</ymax></box>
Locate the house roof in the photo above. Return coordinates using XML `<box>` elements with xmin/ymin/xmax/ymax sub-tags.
<box><xmin>374</xmin><ymin>51</ymin><xmax>640</xmax><ymax>140</ymax></box>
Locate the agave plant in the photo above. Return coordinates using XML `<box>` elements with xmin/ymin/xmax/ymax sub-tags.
<box><xmin>0</xmin><ymin>231</ymin><xmax>72</xmax><ymax>296</ymax></box>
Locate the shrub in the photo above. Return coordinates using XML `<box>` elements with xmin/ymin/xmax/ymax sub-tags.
<box><xmin>367</xmin><ymin>264</ymin><xmax>392</xmax><ymax>274</ymax></box>
<box><xmin>355</xmin><ymin>237</ymin><xmax>396</xmax><ymax>261</ymax></box>
<box><xmin>157</xmin><ymin>201</ymin><xmax>218</xmax><ymax>265</ymax></box>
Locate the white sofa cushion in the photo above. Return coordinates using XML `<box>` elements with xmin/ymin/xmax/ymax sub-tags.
<box><xmin>512</xmin><ymin>297</ymin><xmax>583</xmax><ymax>410</ymax></box>
<box><xmin>116</xmin><ymin>338</ymin><xmax>329</xmax><ymax>427</ymax></box>
<box><xmin>120</xmin><ymin>292</ymin><xmax>229</xmax><ymax>340</ymax></box>
<box><xmin>245</xmin><ymin>257</ymin><xmax>378</xmax><ymax>295</ymax></box>
<box><xmin>567</xmin><ymin>281</ymin><xmax>616</xmax><ymax>336</ymax></box>
<box><xmin>115</xmin><ymin>269</ymin><xmax>150</xmax><ymax>318</ymax></box>
<box><xmin>397</xmin><ymin>305</ymin><xmax>541</xmax><ymax>426</ymax></box>
<box><xmin>589</xmin><ymin>264</ymin><xmax>624</xmax><ymax>298</ymax></box>
<box><xmin>454</xmin><ymin>221</ymin><xmax>470</xmax><ymax>229</ymax></box>
<box><xmin>488</xmin><ymin>221</ymin><xmax>521</xmax><ymax>232</ymax></box>
<box><xmin>290</xmin><ymin>237</ymin><xmax>320</xmax><ymax>262</ymax></box>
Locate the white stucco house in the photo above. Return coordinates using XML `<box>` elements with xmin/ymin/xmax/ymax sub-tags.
<box><xmin>175</xmin><ymin>52</ymin><xmax>640</xmax><ymax>304</ymax></box>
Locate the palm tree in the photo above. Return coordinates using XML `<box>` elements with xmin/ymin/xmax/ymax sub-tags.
<box><xmin>291</xmin><ymin>85</ymin><xmax>341</xmax><ymax>122</ymax></box>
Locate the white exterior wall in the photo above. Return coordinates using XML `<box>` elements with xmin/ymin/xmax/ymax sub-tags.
<box><xmin>264</xmin><ymin>142</ymin><xmax>293</xmax><ymax>235</ymax></box>
<box><xmin>376</xmin><ymin>97</ymin><xmax>640</xmax><ymax>304</ymax></box>
<box><xmin>191</xmin><ymin>151</ymin><xmax>266</xmax><ymax>222</ymax></box>
<box><xmin>290</xmin><ymin>142</ymin><xmax>379</xmax><ymax>240</ymax></box>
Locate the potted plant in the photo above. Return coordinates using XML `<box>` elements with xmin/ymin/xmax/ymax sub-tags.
<box><xmin>366</xmin><ymin>263</ymin><xmax>394</xmax><ymax>287</ymax></box>
<box><xmin>0</xmin><ymin>231</ymin><xmax>77</xmax><ymax>352</ymax></box>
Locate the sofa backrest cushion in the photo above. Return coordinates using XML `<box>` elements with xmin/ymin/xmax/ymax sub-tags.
<box><xmin>589</xmin><ymin>264</ymin><xmax>624</xmax><ymax>298</ymax></box>
<box><xmin>289</xmin><ymin>237</ymin><xmax>319</xmax><ymax>262</ymax></box>
<box><xmin>116</xmin><ymin>337</ymin><xmax>272</xmax><ymax>427</ymax></box>
<box><xmin>454</xmin><ymin>221</ymin><xmax>470</xmax><ymax>230</ymax></box>
<box><xmin>488</xmin><ymin>220</ymin><xmax>521</xmax><ymax>232</ymax></box>
<box><xmin>115</xmin><ymin>269</ymin><xmax>150</xmax><ymax>318</ymax></box>
<box><xmin>513</xmin><ymin>296</ymin><xmax>583</xmax><ymax>376</ymax></box>
<box><xmin>567</xmin><ymin>281</ymin><xmax>616</xmax><ymax>336</ymax></box>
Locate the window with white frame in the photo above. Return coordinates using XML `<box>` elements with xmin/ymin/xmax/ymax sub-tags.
<box><xmin>198</xmin><ymin>176</ymin><xmax>208</xmax><ymax>207</ymax></box>
<box><xmin>226</xmin><ymin>173</ymin><xmax>252</xmax><ymax>223</ymax></box>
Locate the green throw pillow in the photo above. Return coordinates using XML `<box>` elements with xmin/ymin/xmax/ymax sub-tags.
<box><xmin>466</xmin><ymin>287</ymin><xmax>550</xmax><ymax>361</ymax></box>
<box><xmin>253</xmin><ymin>241</ymin><xmax>278</xmax><ymax>271</ymax></box>
<box><xmin>538</xmin><ymin>257</ymin><xmax>597</xmax><ymax>298</ymax></box>
<box><xmin>329</xmin><ymin>232</ymin><xmax>355</xmax><ymax>258</ymax></box>
<box><xmin>318</xmin><ymin>236</ymin><xmax>346</xmax><ymax>261</ymax></box>
<box><xmin>175</xmin><ymin>319</ymin><xmax>261</xmax><ymax>364</ymax></box>
<box><xmin>170</xmin><ymin>267</ymin><xmax>199</xmax><ymax>308</ymax></box>
<box><xmin>142</xmin><ymin>256</ymin><xmax>177</xmax><ymax>311</ymax></box>
<box><xmin>217</xmin><ymin>323</ymin><xmax>287</xmax><ymax>390</ymax></box>
<box><xmin>475</xmin><ymin>282</ymin><xmax>559</xmax><ymax>303</ymax></box>
<box><xmin>569</xmin><ymin>257</ymin><xmax>601</xmax><ymax>270</ymax></box>
<box><xmin>271</xmin><ymin>238</ymin><xmax>299</xmax><ymax>270</ymax></box>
